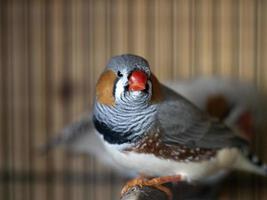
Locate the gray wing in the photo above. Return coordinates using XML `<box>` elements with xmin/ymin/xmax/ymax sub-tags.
<box><xmin>42</xmin><ymin>114</ymin><xmax>105</xmax><ymax>154</ymax></box>
<box><xmin>158</xmin><ymin>85</ymin><xmax>248</xmax><ymax>149</ymax></box>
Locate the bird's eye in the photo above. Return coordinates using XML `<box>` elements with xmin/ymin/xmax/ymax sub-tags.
<box><xmin>117</xmin><ymin>71</ymin><xmax>123</xmax><ymax>77</ymax></box>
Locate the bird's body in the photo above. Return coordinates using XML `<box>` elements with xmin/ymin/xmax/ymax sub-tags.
<box><xmin>91</xmin><ymin>54</ymin><xmax>267</xmax><ymax>183</ymax></box>
<box><xmin>44</xmin><ymin>54</ymin><xmax>267</xmax><ymax>193</ymax></box>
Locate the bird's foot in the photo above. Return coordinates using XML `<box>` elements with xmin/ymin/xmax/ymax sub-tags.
<box><xmin>121</xmin><ymin>175</ymin><xmax>181</xmax><ymax>200</ymax></box>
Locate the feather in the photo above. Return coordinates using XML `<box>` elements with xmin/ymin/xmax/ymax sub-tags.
<box><xmin>96</xmin><ymin>70</ymin><xmax>116</xmax><ymax>106</ymax></box>
<box><xmin>157</xmin><ymin>85</ymin><xmax>248</xmax><ymax>149</ymax></box>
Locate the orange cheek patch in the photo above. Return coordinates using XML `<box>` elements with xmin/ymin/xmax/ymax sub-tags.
<box><xmin>96</xmin><ymin>70</ymin><xmax>117</xmax><ymax>106</ymax></box>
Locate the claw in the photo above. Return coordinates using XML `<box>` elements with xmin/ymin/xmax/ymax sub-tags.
<box><xmin>121</xmin><ymin>175</ymin><xmax>181</xmax><ymax>200</ymax></box>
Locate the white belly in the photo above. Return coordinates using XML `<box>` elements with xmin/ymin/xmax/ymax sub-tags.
<box><xmin>103</xmin><ymin>141</ymin><xmax>239</xmax><ymax>182</ymax></box>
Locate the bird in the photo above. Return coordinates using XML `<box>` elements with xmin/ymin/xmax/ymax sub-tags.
<box><xmin>43</xmin><ymin>54</ymin><xmax>267</xmax><ymax>199</ymax></box>
<box><xmin>91</xmin><ymin>54</ymin><xmax>267</xmax><ymax>199</ymax></box>
<box><xmin>44</xmin><ymin>75</ymin><xmax>267</xmax><ymax>173</ymax></box>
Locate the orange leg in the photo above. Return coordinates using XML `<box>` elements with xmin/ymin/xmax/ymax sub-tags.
<box><xmin>121</xmin><ymin>175</ymin><xmax>181</xmax><ymax>200</ymax></box>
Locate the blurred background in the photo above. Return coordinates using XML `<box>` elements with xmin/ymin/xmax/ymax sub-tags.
<box><xmin>1</xmin><ymin>0</ymin><xmax>267</xmax><ymax>199</ymax></box>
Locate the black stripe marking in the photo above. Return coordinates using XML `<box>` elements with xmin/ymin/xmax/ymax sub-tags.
<box><xmin>93</xmin><ymin>115</ymin><xmax>138</xmax><ymax>145</ymax></box>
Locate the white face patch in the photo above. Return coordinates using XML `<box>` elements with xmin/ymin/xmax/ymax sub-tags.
<box><xmin>114</xmin><ymin>69</ymin><xmax>128</xmax><ymax>100</ymax></box>
<box><xmin>114</xmin><ymin>78</ymin><xmax>127</xmax><ymax>99</ymax></box>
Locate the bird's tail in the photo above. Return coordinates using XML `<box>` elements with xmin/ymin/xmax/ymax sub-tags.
<box><xmin>234</xmin><ymin>150</ymin><xmax>267</xmax><ymax>176</ymax></box>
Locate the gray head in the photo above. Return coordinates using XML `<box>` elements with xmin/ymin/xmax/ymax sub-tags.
<box><xmin>95</xmin><ymin>54</ymin><xmax>161</xmax><ymax>107</ymax></box>
<box><xmin>107</xmin><ymin>54</ymin><xmax>151</xmax><ymax>77</ymax></box>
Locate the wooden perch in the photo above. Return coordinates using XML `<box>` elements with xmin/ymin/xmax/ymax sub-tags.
<box><xmin>121</xmin><ymin>182</ymin><xmax>222</xmax><ymax>200</ymax></box>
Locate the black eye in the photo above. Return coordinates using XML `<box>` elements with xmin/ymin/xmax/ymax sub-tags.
<box><xmin>117</xmin><ymin>71</ymin><xmax>123</xmax><ymax>77</ymax></box>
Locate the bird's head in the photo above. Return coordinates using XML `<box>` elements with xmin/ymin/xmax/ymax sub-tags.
<box><xmin>95</xmin><ymin>54</ymin><xmax>162</xmax><ymax>106</ymax></box>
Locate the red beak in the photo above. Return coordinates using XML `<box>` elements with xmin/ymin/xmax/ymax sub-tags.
<box><xmin>128</xmin><ymin>70</ymin><xmax>148</xmax><ymax>91</ymax></box>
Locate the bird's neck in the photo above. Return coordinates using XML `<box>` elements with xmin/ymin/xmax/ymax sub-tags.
<box><xmin>93</xmin><ymin>101</ymin><xmax>157</xmax><ymax>145</ymax></box>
